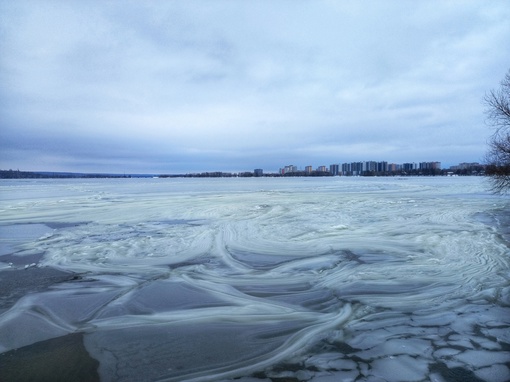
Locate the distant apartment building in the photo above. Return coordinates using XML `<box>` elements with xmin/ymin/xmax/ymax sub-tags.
<box><xmin>363</xmin><ymin>161</ymin><xmax>378</xmax><ymax>173</ymax></box>
<box><xmin>377</xmin><ymin>161</ymin><xmax>388</xmax><ymax>173</ymax></box>
<box><xmin>339</xmin><ymin>161</ymin><xmax>393</xmax><ymax>175</ymax></box>
<box><xmin>278</xmin><ymin>160</ymin><xmax>446</xmax><ymax>176</ymax></box>
<box><xmin>419</xmin><ymin>161</ymin><xmax>441</xmax><ymax>170</ymax></box>
<box><xmin>388</xmin><ymin>163</ymin><xmax>402</xmax><ymax>172</ymax></box>
<box><xmin>403</xmin><ymin>163</ymin><xmax>417</xmax><ymax>172</ymax></box>
<box><xmin>280</xmin><ymin>165</ymin><xmax>298</xmax><ymax>174</ymax></box>
<box><xmin>329</xmin><ymin>164</ymin><xmax>339</xmax><ymax>175</ymax></box>
<box><xmin>351</xmin><ymin>162</ymin><xmax>364</xmax><ymax>175</ymax></box>
<box><xmin>454</xmin><ymin>162</ymin><xmax>480</xmax><ymax>170</ymax></box>
<box><xmin>448</xmin><ymin>162</ymin><xmax>485</xmax><ymax>175</ymax></box>
<box><xmin>254</xmin><ymin>169</ymin><xmax>263</xmax><ymax>177</ymax></box>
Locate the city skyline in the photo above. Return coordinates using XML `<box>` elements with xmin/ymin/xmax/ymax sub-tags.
<box><xmin>2</xmin><ymin>159</ymin><xmax>484</xmax><ymax>179</ymax></box>
<box><xmin>281</xmin><ymin>160</ymin><xmax>443</xmax><ymax>174</ymax></box>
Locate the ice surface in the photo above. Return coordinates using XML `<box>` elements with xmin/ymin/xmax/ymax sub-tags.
<box><xmin>305</xmin><ymin>353</ymin><xmax>357</xmax><ymax>371</ymax></box>
<box><xmin>433</xmin><ymin>347</ymin><xmax>462</xmax><ymax>358</ymax></box>
<box><xmin>454</xmin><ymin>350</ymin><xmax>510</xmax><ymax>368</ymax></box>
<box><xmin>475</xmin><ymin>364</ymin><xmax>510</xmax><ymax>382</ymax></box>
<box><xmin>357</xmin><ymin>338</ymin><xmax>432</xmax><ymax>359</ymax></box>
<box><xmin>0</xmin><ymin>177</ymin><xmax>509</xmax><ymax>380</ymax></box>
<box><xmin>0</xmin><ymin>300</ymin><xmax>71</xmax><ymax>352</ymax></box>
<box><xmin>0</xmin><ymin>223</ymin><xmax>53</xmax><ymax>256</ymax></box>
<box><xmin>84</xmin><ymin>322</ymin><xmax>298</xmax><ymax>381</ymax></box>
<box><xmin>370</xmin><ymin>355</ymin><xmax>429</xmax><ymax>381</ymax></box>
<box><xmin>312</xmin><ymin>370</ymin><xmax>360</xmax><ymax>381</ymax></box>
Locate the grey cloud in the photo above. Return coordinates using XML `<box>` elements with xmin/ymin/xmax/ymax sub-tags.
<box><xmin>1</xmin><ymin>1</ymin><xmax>509</xmax><ymax>173</ymax></box>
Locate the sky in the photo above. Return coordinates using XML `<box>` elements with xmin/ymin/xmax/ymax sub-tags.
<box><xmin>1</xmin><ymin>1</ymin><xmax>509</xmax><ymax>174</ymax></box>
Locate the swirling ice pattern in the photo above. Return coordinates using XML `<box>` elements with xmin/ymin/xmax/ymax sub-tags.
<box><xmin>0</xmin><ymin>177</ymin><xmax>509</xmax><ymax>381</ymax></box>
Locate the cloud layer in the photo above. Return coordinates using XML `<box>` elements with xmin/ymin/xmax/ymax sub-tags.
<box><xmin>1</xmin><ymin>1</ymin><xmax>509</xmax><ymax>173</ymax></box>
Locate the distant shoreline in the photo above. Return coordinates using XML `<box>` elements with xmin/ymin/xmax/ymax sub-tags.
<box><xmin>0</xmin><ymin>168</ymin><xmax>485</xmax><ymax>179</ymax></box>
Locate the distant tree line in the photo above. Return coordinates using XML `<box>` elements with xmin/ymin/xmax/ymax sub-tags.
<box><xmin>0</xmin><ymin>169</ymin><xmax>131</xmax><ymax>179</ymax></box>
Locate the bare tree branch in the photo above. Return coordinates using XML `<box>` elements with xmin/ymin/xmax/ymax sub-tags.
<box><xmin>485</xmin><ymin>70</ymin><xmax>510</xmax><ymax>193</ymax></box>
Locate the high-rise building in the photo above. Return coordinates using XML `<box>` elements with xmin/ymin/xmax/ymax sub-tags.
<box><xmin>362</xmin><ymin>161</ymin><xmax>377</xmax><ymax>173</ymax></box>
<box><xmin>377</xmin><ymin>161</ymin><xmax>388</xmax><ymax>173</ymax></box>
<box><xmin>282</xmin><ymin>165</ymin><xmax>298</xmax><ymax>174</ymax></box>
<box><xmin>341</xmin><ymin>163</ymin><xmax>351</xmax><ymax>175</ymax></box>
<box><xmin>403</xmin><ymin>163</ymin><xmax>416</xmax><ymax>171</ymax></box>
<box><xmin>276</xmin><ymin>159</ymin><xmax>442</xmax><ymax>176</ymax></box>
<box><xmin>351</xmin><ymin>162</ymin><xmax>363</xmax><ymax>175</ymax></box>
<box><xmin>419</xmin><ymin>162</ymin><xmax>441</xmax><ymax>170</ymax></box>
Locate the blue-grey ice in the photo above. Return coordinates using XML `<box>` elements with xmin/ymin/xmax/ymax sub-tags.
<box><xmin>0</xmin><ymin>177</ymin><xmax>509</xmax><ymax>381</ymax></box>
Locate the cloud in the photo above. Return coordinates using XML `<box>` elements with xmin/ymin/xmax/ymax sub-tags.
<box><xmin>1</xmin><ymin>0</ymin><xmax>509</xmax><ymax>173</ymax></box>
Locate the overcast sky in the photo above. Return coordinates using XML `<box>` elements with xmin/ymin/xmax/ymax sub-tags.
<box><xmin>1</xmin><ymin>1</ymin><xmax>509</xmax><ymax>174</ymax></box>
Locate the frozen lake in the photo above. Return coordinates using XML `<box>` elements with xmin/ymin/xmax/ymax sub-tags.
<box><xmin>0</xmin><ymin>176</ymin><xmax>509</xmax><ymax>381</ymax></box>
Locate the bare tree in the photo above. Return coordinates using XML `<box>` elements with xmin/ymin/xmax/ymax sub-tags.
<box><xmin>485</xmin><ymin>70</ymin><xmax>510</xmax><ymax>193</ymax></box>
